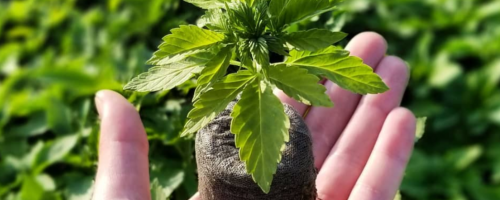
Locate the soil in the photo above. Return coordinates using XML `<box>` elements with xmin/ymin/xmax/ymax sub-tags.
<box><xmin>195</xmin><ymin>99</ymin><xmax>317</xmax><ymax>200</ymax></box>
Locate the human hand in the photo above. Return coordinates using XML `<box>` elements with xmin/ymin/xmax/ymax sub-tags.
<box><xmin>274</xmin><ymin>32</ymin><xmax>416</xmax><ymax>200</ymax></box>
<box><xmin>92</xmin><ymin>90</ymin><xmax>151</xmax><ymax>200</ymax></box>
<box><xmin>92</xmin><ymin>32</ymin><xmax>415</xmax><ymax>200</ymax></box>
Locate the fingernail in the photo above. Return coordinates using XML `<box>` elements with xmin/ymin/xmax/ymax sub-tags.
<box><xmin>95</xmin><ymin>91</ymin><xmax>105</xmax><ymax>117</ymax></box>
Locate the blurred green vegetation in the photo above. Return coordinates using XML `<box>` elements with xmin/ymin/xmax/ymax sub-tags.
<box><xmin>0</xmin><ymin>0</ymin><xmax>499</xmax><ymax>199</ymax></box>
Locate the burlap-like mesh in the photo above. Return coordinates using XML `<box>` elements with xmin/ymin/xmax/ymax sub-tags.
<box><xmin>195</xmin><ymin>99</ymin><xmax>317</xmax><ymax>200</ymax></box>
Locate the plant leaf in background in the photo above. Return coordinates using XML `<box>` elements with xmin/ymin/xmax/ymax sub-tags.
<box><xmin>415</xmin><ymin>117</ymin><xmax>427</xmax><ymax>142</ymax></box>
<box><xmin>283</xmin><ymin>29</ymin><xmax>347</xmax><ymax>51</ymax></box>
<box><xmin>151</xmin><ymin>179</ymin><xmax>168</xmax><ymax>200</ymax></box>
<box><xmin>286</xmin><ymin>47</ymin><xmax>389</xmax><ymax>94</ymax></box>
<box><xmin>230</xmin><ymin>78</ymin><xmax>290</xmax><ymax>193</ymax></box>
<box><xmin>3</xmin><ymin>0</ymin><xmax>496</xmax><ymax>199</ymax></box>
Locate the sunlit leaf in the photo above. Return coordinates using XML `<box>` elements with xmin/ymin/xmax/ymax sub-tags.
<box><xmin>283</xmin><ymin>29</ymin><xmax>347</xmax><ymax>51</ymax></box>
<box><xmin>286</xmin><ymin>46</ymin><xmax>389</xmax><ymax>94</ymax></box>
<box><xmin>230</xmin><ymin>78</ymin><xmax>290</xmax><ymax>193</ymax></box>
<box><xmin>195</xmin><ymin>46</ymin><xmax>234</xmax><ymax>101</ymax></box>
<box><xmin>124</xmin><ymin>54</ymin><xmax>216</xmax><ymax>92</ymax></box>
<box><xmin>268</xmin><ymin>0</ymin><xmax>343</xmax><ymax>31</ymax></box>
<box><xmin>148</xmin><ymin>25</ymin><xmax>225</xmax><ymax>65</ymax></box>
<box><xmin>181</xmin><ymin>70</ymin><xmax>255</xmax><ymax>136</ymax></box>
<box><xmin>269</xmin><ymin>64</ymin><xmax>332</xmax><ymax>106</ymax></box>
<box><xmin>184</xmin><ymin>0</ymin><xmax>231</xmax><ymax>9</ymax></box>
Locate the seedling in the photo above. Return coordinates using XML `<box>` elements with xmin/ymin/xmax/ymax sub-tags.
<box><xmin>124</xmin><ymin>0</ymin><xmax>388</xmax><ymax>193</ymax></box>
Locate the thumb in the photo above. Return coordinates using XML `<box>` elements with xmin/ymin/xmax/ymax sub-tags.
<box><xmin>92</xmin><ymin>90</ymin><xmax>151</xmax><ymax>200</ymax></box>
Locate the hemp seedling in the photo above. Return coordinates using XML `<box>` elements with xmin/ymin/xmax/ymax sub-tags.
<box><xmin>125</xmin><ymin>0</ymin><xmax>388</xmax><ymax>193</ymax></box>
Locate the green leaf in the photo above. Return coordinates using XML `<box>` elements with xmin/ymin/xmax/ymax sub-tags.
<box><xmin>230</xmin><ymin>78</ymin><xmax>290</xmax><ymax>193</ymax></box>
<box><xmin>250</xmin><ymin>38</ymin><xmax>270</xmax><ymax>70</ymax></box>
<box><xmin>65</xmin><ymin>175</ymin><xmax>93</xmax><ymax>200</ymax></box>
<box><xmin>283</xmin><ymin>29</ymin><xmax>347</xmax><ymax>51</ymax></box>
<box><xmin>184</xmin><ymin>0</ymin><xmax>231</xmax><ymax>9</ymax></box>
<box><xmin>148</xmin><ymin>25</ymin><xmax>224</xmax><ymax>65</ymax></box>
<box><xmin>286</xmin><ymin>46</ymin><xmax>389</xmax><ymax>95</ymax></box>
<box><xmin>150</xmin><ymin>179</ymin><xmax>168</xmax><ymax>200</ymax></box>
<box><xmin>181</xmin><ymin>70</ymin><xmax>255</xmax><ymax>136</ymax></box>
<box><xmin>198</xmin><ymin>9</ymin><xmax>231</xmax><ymax>33</ymax></box>
<box><xmin>192</xmin><ymin>45</ymin><xmax>233</xmax><ymax>101</ymax></box>
<box><xmin>269</xmin><ymin>64</ymin><xmax>332</xmax><ymax>107</ymax></box>
<box><xmin>227</xmin><ymin>1</ymin><xmax>268</xmax><ymax>36</ymax></box>
<box><xmin>264</xmin><ymin>35</ymin><xmax>289</xmax><ymax>56</ymax></box>
<box><xmin>196</xmin><ymin>46</ymin><xmax>233</xmax><ymax>97</ymax></box>
<box><xmin>149</xmin><ymin>48</ymin><xmax>218</xmax><ymax>66</ymax></box>
<box><xmin>20</xmin><ymin>176</ymin><xmax>45</xmax><ymax>200</ymax></box>
<box><xmin>125</xmin><ymin>53</ymin><xmax>217</xmax><ymax>92</ymax></box>
<box><xmin>32</xmin><ymin>134</ymin><xmax>79</xmax><ymax>173</ymax></box>
<box><xmin>415</xmin><ymin>117</ymin><xmax>427</xmax><ymax>142</ymax></box>
<box><xmin>150</xmin><ymin>159</ymin><xmax>185</xmax><ymax>197</ymax></box>
<box><xmin>268</xmin><ymin>0</ymin><xmax>343</xmax><ymax>31</ymax></box>
<box><xmin>46</xmin><ymin>97</ymin><xmax>72</xmax><ymax>135</ymax></box>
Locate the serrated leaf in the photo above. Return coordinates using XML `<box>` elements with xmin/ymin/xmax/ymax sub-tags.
<box><xmin>181</xmin><ymin>70</ymin><xmax>255</xmax><ymax>136</ymax></box>
<box><xmin>194</xmin><ymin>46</ymin><xmax>233</xmax><ymax>101</ymax></box>
<box><xmin>269</xmin><ymin>64</ymin><xmax>332</xmax><ymax>107</ymax></box>
<box><xmin>184</xmin><ymin>0</ymin><xmax>231</xmax><ymax>9</ymax></box>
<box><xmin>283</xmin><ymin>29</ymin><xmax>347</xmax><ymax>51</ymax></box>
<box><xmin>148</xmin><ymin>25</ymin><xmax>224</xmax><ymax>65</ymax></box>
<box><xmin>227</xmin><ymin>1</ymin><xmax>268</xmax><ymax>36</ymax></box>
<box><xmin>230</xmin><ymin>78</ymin><xmax>290</xmax><ymax>193</ymax></box>
<box><xmin>198</xmin><ymin>9</ymin><xmax>231</xmax><ymax>32</ymax></box>
<box><xmin>250</xmin><ymin>38</ymin><xmax>269</xmax><ymax>71</ymax></box>
<box><xmin>149</xmin><ymin>48</ymin><xmax>218</xmax><ymax>66</ymax></box>
<box><xmin>268</xmin><ymin>0</ymin><xmax>343</xmax><ymax>31</ymax></box>
<box><xmin>193</xmin><ymin>83</ymin><xmax>212</xmax><ymax>102</ymax></box>
<box><xmin>415</xmin><ymin>117</ymin><xmax>427</xmax><ymax>142</ymax></box>
<box><xmin>198</xmin><ymin>46</ymin><xmax>233</xmax><ymax>86</ymax></box>
<box><xmin>124</xmin><ymin>62</ymin><xmax>203</xmax><ymax>92</ymax></box>
<box><xmin>286</xmin><ymin>47</ymin><xmax>389</xmax><ymax>94</ymax></box>
<box><xmin>264</xmin><ymin>35</ymin><xmax>289</xmax><ymax>56</ymax></box>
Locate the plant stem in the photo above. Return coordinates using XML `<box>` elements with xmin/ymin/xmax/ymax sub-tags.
<box><xmin>230</xmin><ymin>60</ymin><xmax>242</xmax><ymax>66</ymax></box>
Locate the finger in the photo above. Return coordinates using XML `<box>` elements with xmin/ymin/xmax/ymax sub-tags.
<box><xmin>305</xmin><ymin>32</ymin><xmax>388</xmax><ymax>168</ymax></box>
<box><xmin>189</xmin><ymin>193</ymin><xmax>200</xmax><ymax>200</ymax></box>
<box><xmin>349</xmin><ymin>108</ymin><xmax>416</xmax><ymax>200</ymax></box>
<box><xmin>92</xmin><ymin>90</ymin><xmax>151</xmax><ymax>200</ymax></box>
<box><xmin>316</xmin><ymin>56</ymin><xmax>410</xmax><ymax>200</ymax></box>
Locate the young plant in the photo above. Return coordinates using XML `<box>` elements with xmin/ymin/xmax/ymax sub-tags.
<box><xmin>124</xmin><ymin>0</ymin><xmax>389</xmax><ymax>193</ymax></box>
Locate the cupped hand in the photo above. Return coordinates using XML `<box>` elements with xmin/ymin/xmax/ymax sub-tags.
<box><xmin>91</xmin><ymin>32</ymin><xmax>416</xmax><ymax>200</ymax></box>
<box><xmin>275</xmin><ymin>32</ymin><xmax>416</xmax><ymax>200</ymax></box>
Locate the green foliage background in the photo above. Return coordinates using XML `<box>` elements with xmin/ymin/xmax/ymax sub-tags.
<box><xmin>0</xmin><ymin>0</ymin><xmax>499</xmax><ymax>199</ymax></box>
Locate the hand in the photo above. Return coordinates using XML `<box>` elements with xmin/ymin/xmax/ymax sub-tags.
<box><xmin>274</xmin><ymin>32</ymin><xmax>416</xmax><ymax>200</ymax></box>
<box><xmin>91</xmin><ymin>32</ymin><xmax>416</xmax><ymax>200</ymax></box>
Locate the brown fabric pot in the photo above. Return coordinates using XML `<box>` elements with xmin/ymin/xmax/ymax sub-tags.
<box><xmin>195</xmin><ymin>100</ymin><xmax>317</xmax><ymax>200</ymax></box>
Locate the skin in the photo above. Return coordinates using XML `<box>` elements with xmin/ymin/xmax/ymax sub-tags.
<box><xmin>92</xmin><ymin>32</ymin><xmax>416</xmax><ymax>200</ymax></box>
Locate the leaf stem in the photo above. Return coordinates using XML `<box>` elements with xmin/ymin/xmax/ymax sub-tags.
<box><xmin>230</xmin><ymin>60</ymin><xmax>242</xmax><ymax>66</ymax></box>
